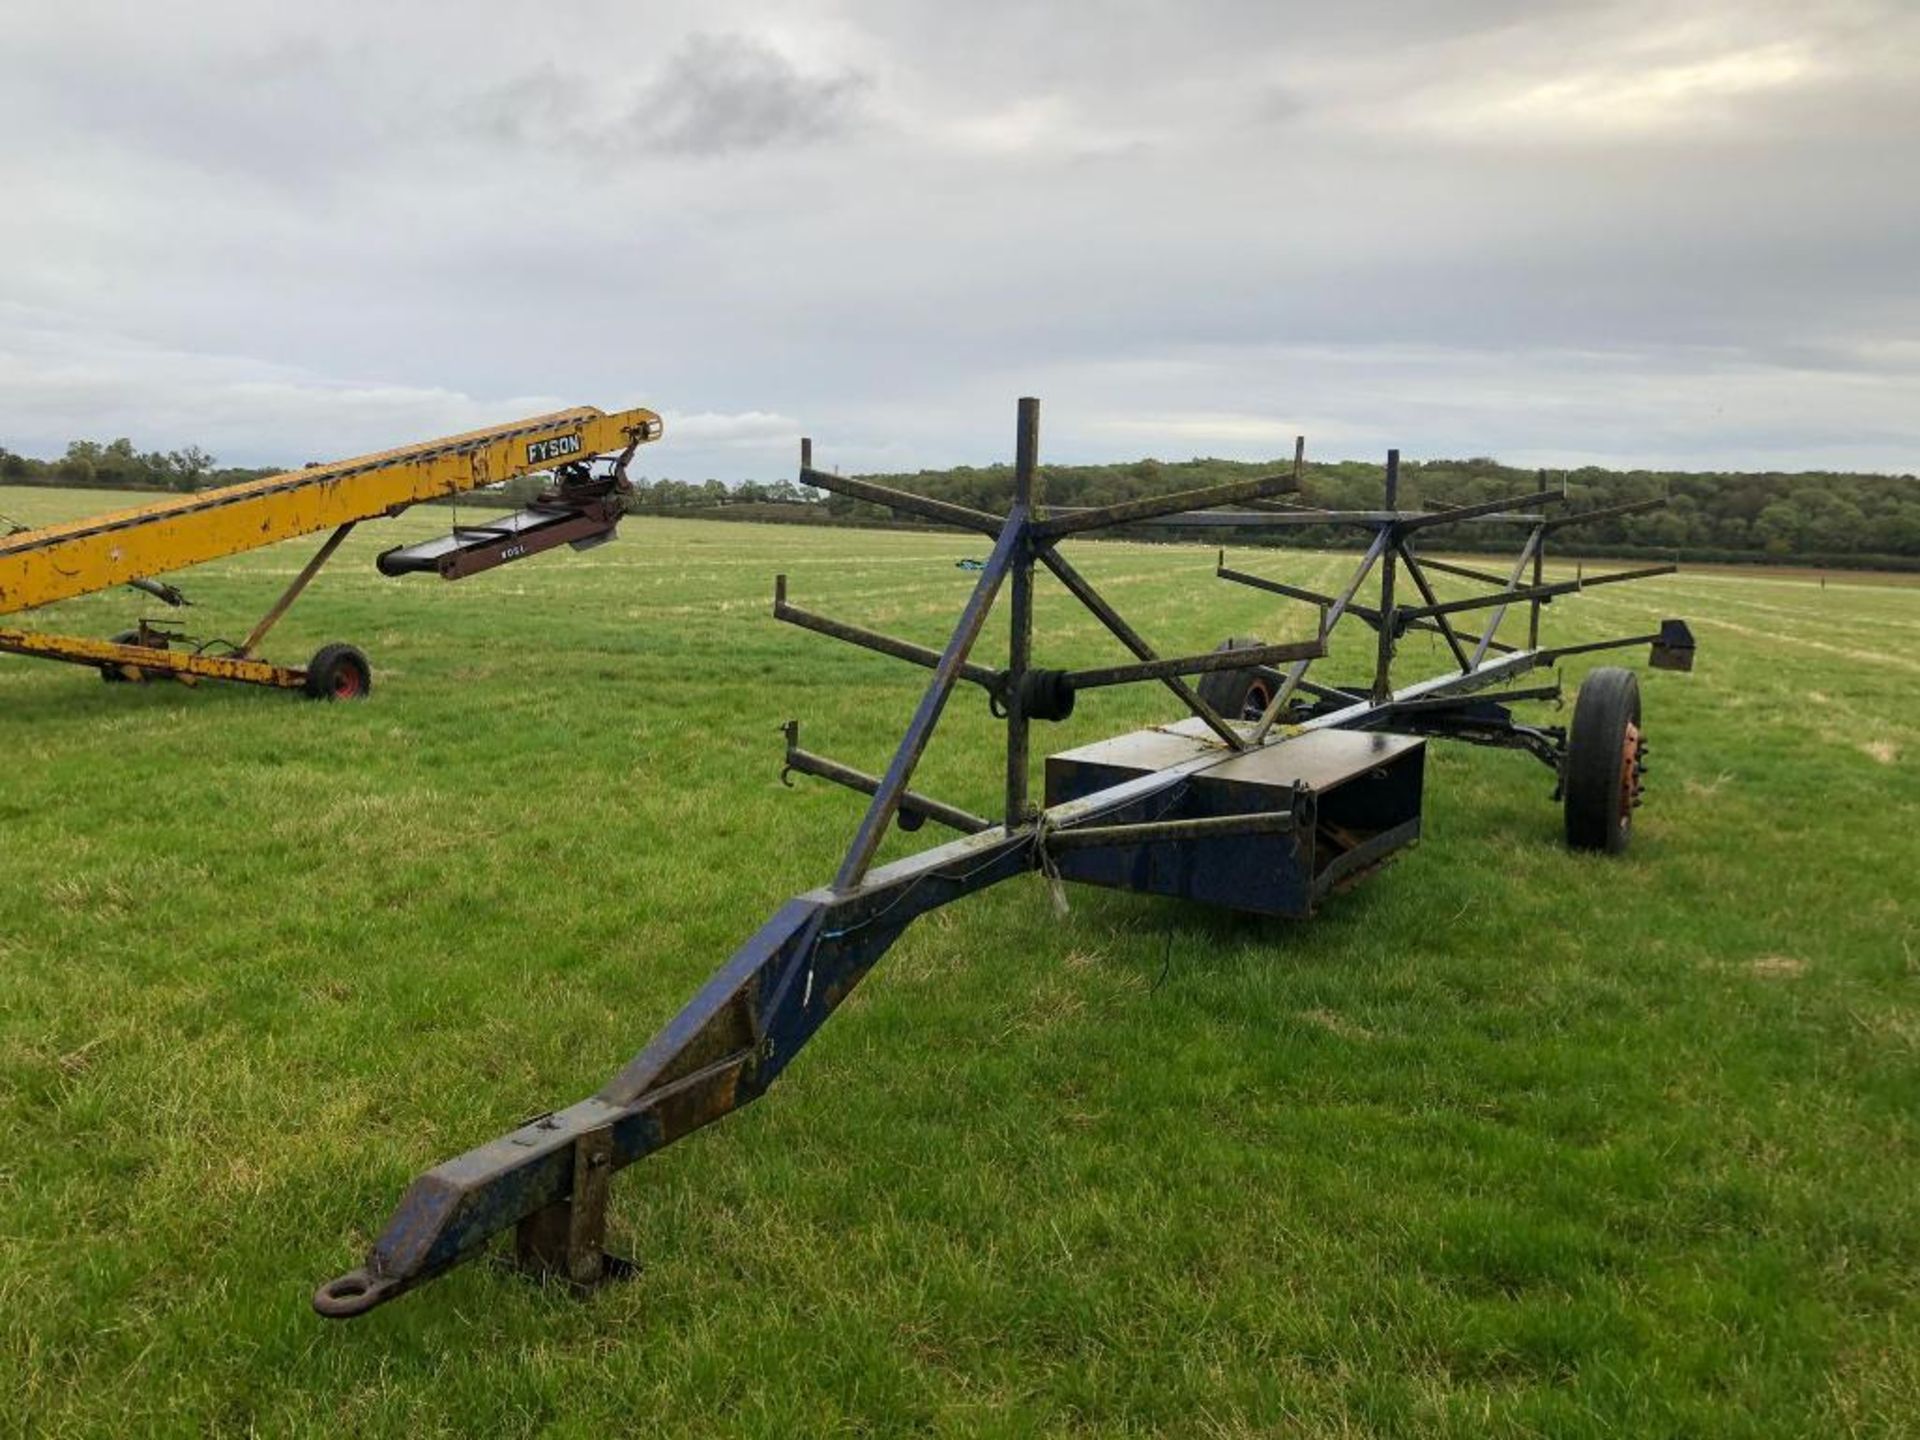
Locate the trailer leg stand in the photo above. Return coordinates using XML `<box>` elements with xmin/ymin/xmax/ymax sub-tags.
<box><xmin>510</xmin><ymin>1125</ymin><xmax>634</xmax><ymax>1293</ymax></box>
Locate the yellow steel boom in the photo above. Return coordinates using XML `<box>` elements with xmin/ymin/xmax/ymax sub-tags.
<box><xmin>0</xmin><ymin>404</ymin><xmax>662</xmax><ymax>697</ymax></box>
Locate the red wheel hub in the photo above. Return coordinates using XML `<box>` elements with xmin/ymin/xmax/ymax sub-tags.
<box><xmin>1618</xmin><ymin>720</ymin><xmax>1643</xmax><ymax>823</ymax></box>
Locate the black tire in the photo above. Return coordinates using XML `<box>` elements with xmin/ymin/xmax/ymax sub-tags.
<box><xmin>1196</xmin><ymin>636</ymin><xmax>1278</xmax><ymax>722</ymax></box>
<box><xmin>100</xmin><ymin>628</ymin><xmax>165</xmax><ymax>683</ymax></box>
<box><xmin>1564</xmin><ymin>666</ymin><xmax>1642</xmax><ymax>854</ymax></box>
<box><xmin>304</xmin><ymin>643</ymin><xmax>373</xmax><ymax>702</ymax></box>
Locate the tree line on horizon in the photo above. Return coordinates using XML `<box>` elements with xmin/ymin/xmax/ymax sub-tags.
<box><xmin>794</xmin><ymin>453</ymin><xmax>1920</xmax><ymax>568</ymax></box>
<box><xmin>4</xmin><ymin>436</ymin><xmax>1916</xmax><ymax>567</ymax></box>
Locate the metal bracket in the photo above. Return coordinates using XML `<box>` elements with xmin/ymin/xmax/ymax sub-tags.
<box><xmin>511</xmin><ymin>1124</ymin><xmax>634</xmax><ymax>1291</ymax></box>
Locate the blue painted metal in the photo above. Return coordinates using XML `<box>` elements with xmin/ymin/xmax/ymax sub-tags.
<box><xmin>1044</xmin><ymin>724</ymin><xmax>1426</xmax><ymax>918</ymax></box>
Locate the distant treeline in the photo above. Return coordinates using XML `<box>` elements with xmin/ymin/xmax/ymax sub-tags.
<box><xmin>805</xmin><ymin>455</ymin><xmax>1920</xmax><ymax>570</ymax></box>
<box><xmin>5</xmin><ymin>437</ymin><xmax>1916</xmax><ymax>569</ymax></box>
<box><xmin>0</xmin><ymin>438</ymin><xmax>272</xmax><ymax>493</ymax></box>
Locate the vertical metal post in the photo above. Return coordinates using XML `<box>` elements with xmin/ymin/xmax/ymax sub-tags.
<box><xmin>1372</xmin><ymin>450</ymin><xmax>1400</xmax><ymax>702</ymax></box>
<box><xmin>513</xmin><ymin>1123</ymin><xmax>623</xmax><ymax>1289</ymax></box>
<box><xmin>1528</xmin><ymin>474</ymin><xmax>1546</xmax><ymax>650</ymax></box>
<box><xmin>1004</xmin><ymin>398</ymin><xmax>1039</xmax><ymax>826</ymax></box>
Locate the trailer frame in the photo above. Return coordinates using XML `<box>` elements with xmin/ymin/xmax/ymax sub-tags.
<box><xmin>314</xmin><ymin>397</ymin><xmax>1693</xmax><ymax>1318</ymax></box>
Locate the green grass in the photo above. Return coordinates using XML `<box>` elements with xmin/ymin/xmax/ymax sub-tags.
<box><xmin>2</xmin><ymin>488</ymin><xmax>1916</xmax><ymax>1437</ymax></box>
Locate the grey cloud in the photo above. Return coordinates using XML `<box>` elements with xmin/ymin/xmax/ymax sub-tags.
<box><xmin>482</xmin><ymin>33</ymin><xmax>870</xmax><ymax>158</ymax></box>
<box><xmin>634</xmin><ymin>32</ymin><xmax>870</xmax><ymax>156</ymax></box>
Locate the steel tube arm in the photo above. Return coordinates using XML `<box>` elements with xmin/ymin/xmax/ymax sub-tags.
<box><xmin>1408</xmin><ymin>555</ymin><xmax>1514</xmax><ymax>587</ymax></box>
<box><xmin>1540</xmin><ymin>496</ymin><xmax>1667</xmax><ymax>532</ymax></box>
<box><xmin>773</xmin><ymin>575</ymin><xmax>1006</xmax><ymax>692</ymax></box>
<box><xmin>1034</xmin><ymin>471</ymin><xmax>1301</xmax><ymax>540</ymax></box>
<box><xmin>1397</xmin><ymin>563</ymin><xmax>1675</xmax><ymax>622</ymax></box>
<box><xmin>1037</xmin><ymin>548</ymin><xmax>1247</xmax><ymax>749</ymax></box>
<box><xmin>1064</xmin><ymin>636</ymin><xmax>1324</xmax><ymax>691</ymax></box>
<box><xmin>798</xmin><ymin>467</ymin><xmax>1004</xmax><ymax>536</ymax></box>
<box><xmin>781</xmin><ymin>722</ymin><xmax>991</xmax><ymax>834</ymax></box>
<box><xmin>1395</xmin><ymin>486</ymin><xmax>1561</xmax><ymax>535</ymax></box>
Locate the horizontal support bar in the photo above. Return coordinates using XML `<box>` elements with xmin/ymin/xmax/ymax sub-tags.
<box><xmin>1399</xmin><ymin>576</ymin><xmax>1581</xmax><ymax>620</ymax></box>
<box><xmin>1190</xmin><ymin>508</ymin><xmax>1547</xmax><ymax>530</ymax></box>
<box><xmin>1538</xmin><ymin>631</ymin><xmax>1666</xmax><ymax>662</ymax></box>
<box><xmin>0</xmin><ymin>627</ymin><xmax>306</xmax><ymax>689</ymax></box>
<box><xmin>1042</xmin><ymin>810</ymin><xmax>1299</xmax><ymax>851</ymax></box>
<box><xmin>1406</xmin><ymin>555</ymin><xmax>1513</xmax><ymax>587</ymax></box>
<box><xmin>1034</xmin><ymin>470</ymin><xmax>1300</xmax><ymax>539</ymax></box>
<box><xmin>1215</xmin><ymin>556</ymin><xmax>1519</xmax><ymax>653</ymax></box>
<box><xmin>1063</xmin><ymin>635</ymin><xmax>1325</xmax><ymax>691</ymax></box>
<box><xmin>1037</xmin><ymin>546</ymin><xmax>1247</xmax><ymax>750</ymax></box>
<box><xmin>1540</xmin><ymin>496</ymin><xmax>1667</xmax><ymax>532</ymax></box>
<box><xmin>1396</xmin><ymin>486</ymin><xmax>1562</xmax><ymax>534</ymax></box>
<box><xmin>780</xmin><ymin>722</ymin><xmax>991</xmax><ymax>834</ymax></box>
<box><xmin>1215</xmin><ymin>561</ymin><xmax>1342</xmax><ymax>613</ymax></box>
<box><xmin>1579</xmin><ymin>562</ymin><xmax>1679</xmax><ymax>586</ymax></box>
<box><xmin>1294</xmin><ymin>677</ymin><xmax>1368</xmax><ymax>705</ymax></box>
<box><xmin>1386</xmin><ymin>683</ymin><xmax>1562</xmax><ymax>714</ymax></box>
<box><xmin>1401</xmin><ymin>561</ymin><xmax>1674</xmax><ymax>622</ymax></box>
<box><xmin>773</xmin><ymin>576</ymin><xmax>1005</xmax><ymax>691</ymax></box>
<box><xmin>1296</xmin><ymin>648</ymin><xmax>1551</xmax><ymax>733</ymax></box>
<box><xmin>799</xmin><ymin>467</ymin><xmax>1004</xmax><ymax>535</ymax></box>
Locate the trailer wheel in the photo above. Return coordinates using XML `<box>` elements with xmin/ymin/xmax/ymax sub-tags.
<box><xmin>304</xmin><ymin>643</ymin><xmax>373</xmax><ymax>702</ymax></box>
<box><xmin>100</xmin><ymin>629</ymin><xmax>168</xmax><ymax>683</ymax></box>
<box><xmin>1197</xmin><ymin>636</ymin><xmax>1277</xmax><ymax>721</ymax></box>
<box><xmin>1564</xmin><ymin>666</ymin><xmax>1642</xmax><ymax>853</ymax></box>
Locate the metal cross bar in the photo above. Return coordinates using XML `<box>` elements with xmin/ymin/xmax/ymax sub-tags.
<box><xmin>798</xmin><ymin>460</ymin><xmax>1004</xmax><ymax>536</ymax></box>
<box><xmin>1393</xmin><ymin>544</ymin><xmax>1474</xmax><ymax>671</ymax></box>
<box><xmin>1037</xmin><ymin>547</ymin><xmax>1248</xmax><ymax>749</ymax></box>
<box><xmin>1216</xmin><ymin>553</ymin><xmax>1514</xmax><ymax>655</ymax></box>
<box><xmin>1032</xmin><ymin>470</ymin><xmax>1301</xmax><ymax>540</ymax></box>
<box><xmin>1467</xmin><ymin>527</ymin><xmax>1546</xmax><ymax>669</ymax></box>
<box><xmin>781</xmin><ymin>722</ymin><xmax>991</xmax><ymax>835</ymax></box>
<box><xmin>1413</xmin><ymin>554</ymin><xmax>1515</xmax><ymax>587</ymax></box>
<box><xmin>831</xmin><ymin>507</ymin><xmax>1025</xmax><ymax>891</ymax></box>
<box><xmin>773</xmin><ymin>575</ymin><xmax>1006</xmax><ymax>692</ymax></box>
<box><xmin>1063</xmin><ymin>636</ymin><xmax>1326</xmax><ymax>691</ymax></box>
<box><xmin>1395</xmin><ymin>485</ymin><xmax>1563</xmax><ymax>534</ymax></box>
<box><xmin>1387</xmin><ymin>683</ymin><xmax>1563</xmax><ymax>713</ymax></box>
<box><xmin>1214</xmin><ymin>557</ymin><xmax>1341</xmax><ymax>614</ymax></box>
<box><xmin>1041</xmin><ymin>810</ymin><xmax>1299</xmax><ymax>850</ymax></box>
<box><xmin>1540</xmin><ymin>496</ymin><xmax>1667</xmax><ymax>532</ymax></box>
<box><xmin>236</xmin><ymin>522</ymin><xmax>357</xmax><ymax>657</ymax></box>
<box><xmin>1397</xmin><ymin>562</ymin><xmax>1677</xmax><ymax>623</ymax></box>
<box><xmin>1247</xmin><ymin>527</ymin><xmax>1393</xmax><ymax>743</ymax></box>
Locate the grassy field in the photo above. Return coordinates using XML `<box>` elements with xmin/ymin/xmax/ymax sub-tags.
<box><xmin>2</xmin><ymin>487</ymin><xmax>1916</xmax><ymax>1437</ymax></box>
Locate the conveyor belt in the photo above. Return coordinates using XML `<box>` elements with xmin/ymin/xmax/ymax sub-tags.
<box><xmin>0</xmin><ymin>406</ymin><xmax>661</xmax><ymax>615</ymax></box>
<box><xmin>376</xmin><ymin>499</ymin><xmax>624</xmax><ymax>581</ymax></box>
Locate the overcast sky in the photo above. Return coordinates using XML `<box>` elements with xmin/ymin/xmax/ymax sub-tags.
<box><xmin>1</xmin><ymin>0</ymin><xmax>1915</xmax><ymax>480</ymax></box>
